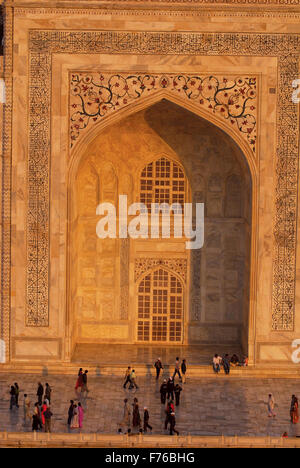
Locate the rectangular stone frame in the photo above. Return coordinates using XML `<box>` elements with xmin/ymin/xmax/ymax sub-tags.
<box><xmin>1</xmin><ymin>5</ymin><xmax>300</xmax><ymax>364</ymax></box>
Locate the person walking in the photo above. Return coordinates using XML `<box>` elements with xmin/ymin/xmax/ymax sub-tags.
<box><xmin>75</xmin><ymin>368</ymin><xmax>83</xmax><ymax>391</ymax></box>
<box><xmin>14</xmin><ymin>383</ymin><xmax>20</xmax><ymax>408</ymax></box>
<box><xmin>9</xmin><ymin>386</ymin><xmax>16</xmax><ymax>410</ymax></box>
<box><xmin>23</xmin><ymin>394</ymin><xmax>31</xmax><ymax>424</ymax></box>
<box><xmin>267</xmin><ymin>394</ymin><xmax>276</xmax><ymax>418</ymax></box>
<box><xmin>78</xmin><ymin>402</ymin><xmax>84</xmax><ymax>429</ymax></box>
<box><xmin>169</xmin><ymin>412</ymin><xmax>179</xmax><ymax>435</ymax></box>
<box><xmin>172</xmin><ymin>357</ymin><xmax>182</xmax><ymax>381</ymax></box>
<box><xmin>164</xmin><ymin>400</ymin><xmax>174</xmax><ymax>430</ymax></box>
<box><xmin>181</xmin><ymin>359</ymin><xmax>187</xmax><ymax>384</ymax></box>
<box><xmin>121</xmin><ymin>398</ymin><xmax>131</xmax><ymax>430</ymax></box>
<box><xmin>45</xmin><ymin>383</ymin><xmax>52</xmax><ymax>405</ymax></box>
<box><xmin>129</xmin><ymin>369</ymin><xmax>139</xmax><ymax>390</ymax></box>
<box><xmin>154</xmin><ymin>358</ymin><xmax>163</xmax><ymax>380</ymax></box>
<box><xmin>167</xmin><ymin>378</ymin><xmax>174</xmax><ymax>401</ymax></box>
<box><xmin>143</xmin><ymin>407</ymin><xmax>152</xmax><ymax>432</ymax></box>
<box><xmin>132</xmin><ymin>398</ymin><xmax>141</xmax><ymax>430</ymax></box>
<box><xmin>81</xmin><ymin>370</ymin><xmax>89</xmax><ymax>396</ymax></box>
<box><xmin>68</xmin><ymin>400</ymin><xmax>75</xmax><ymax>426</ymax></box>
<box><xmin>32</xmin><ymin>412</ymin><xmax>40</xmax><ymax>431</ymax></box>
<box><xmin>123</xmin><ymin>367</ymin><xmax>132</xmax><ymax>389</ymax></box>
<box><xmin>291</xmin><ymin>396</ymin><xmax>299</xmax><ymax>424</ymax></box>
<box><xmin>44</xmin><ymin>406</ymin><xmax>53</xmax><ymax>433</ymax></box>
<box><xmin>222</xmin><ymin>354</ymin><xmax>230</xmax><ymax>375</ymax></box>
<box><xmin>160</xmin><ymin>380</ymin><xmax>168</xmax><ymax>404</ymax></box>
<box><xmin>174</xmin><ymin>383</ymin><xmax>182</xmax><ymax>406</ymax></box>
<box><xmin>37</xmin><ymin>382</ymin><xmax>44</xmax><ymax>406</ymax></box>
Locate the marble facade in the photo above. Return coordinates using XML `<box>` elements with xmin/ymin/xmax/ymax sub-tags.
<box><xmin>0</xmin><ymin>0</ymin><xmax>300</xmax><ymax>367</ymax></box>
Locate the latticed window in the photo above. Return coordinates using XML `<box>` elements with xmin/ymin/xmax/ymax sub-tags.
<box><xmin>137</xmin><ymin>269</ymin><xmax>183</xmax><ymax>343</ymax></box>
<box><xmin>140</xmin><ymin>157</ymin><xmax>185</xmax><ymax>213</ymax></box>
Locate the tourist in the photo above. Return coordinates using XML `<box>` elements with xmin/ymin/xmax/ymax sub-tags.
<box><xmin>75</xmin><ymin>368</ymin><xmax>83</xmax><ymax>391</ymax></box>
<box><xmin>32</xmin><ymin>412</ymin><xmax>40</xmax><ymax>432</ymax></box>
<box><xmin>154</xmin><ymin>358</ymin><xmax>163</xmax><ymax>380</ymax></box>
<box><xmin>230</xmin><ymin>354</ymin><xmax>240</xmax><ymax>367</ymax></box>
<box><xmin>132</xmin><ymin>398</ymin><xmax>141</xmax><ymax>430</ymax></box>
<box><xmin>34</xmin><ymin>402</ymin><xmax>43</xmax><ymax>429</ymax></box>
<box><xmin>169</xmin><ymin>412</ymin><xmax>179</xmax><ymax>435</ymax></box>
<box><xmin>123</xmin><ymin>366</ymin><xmax>132</xmax><ymax>389</ymax></box>
<box><xmin>23</xmin><ymin>394</ymin><xmax>31</xmax><ymax>424</ymax></box>
<box><xmin>41</xmin><ymin>400</ymin><xmax>48</xmax><ymax>426</ymax></box>
<box><xmin>14</xmin><ymin>383</ymin><xmax>20</xmax><ymax>408</ymax></box>
<box><xmin>290</xmin><ymin>395</ymin><xmax>296</xmax><ymax>423</ymax></box>
<box><xmin>81</xmin><ymin>370</ymin><xmax>89</xmax><ymax>396</ymax></box>
<box><xmin>242</xmin><ymin>356</ymin><xmax>249</xmax><ymax>367</ymax></box>
<box><xmin>129</xmin><ymin>369</ymin><xmax>139</xmax><ymax>389</ymax></box>
<box><xmin>68</xmin><ymin>400</ymin><xmax>74</xmax><ymax>426</ymax></box>
<box><xmin>143</xmin><ymin>407</ymin><xmax>152</xmax><ymax>432</ymax></box>
<box><xmin>160</xmin><ymin>380</ymin><xmax>168</xmax><ymax>404</ymax></box>
<box><xmin>9</xmin><ymin>385</ymin><xmax>16</xmax><ymax>410</ymax></box>
<box><xmin>172</xmin><ymin>357</ymin><xmax>182</xmax><ymax>381</ymax></box>
<box><xmin>44</xmin><ymin>406</ymin><xmax>53</xmax><ymax>433</ymax></box>
<box><xmin>78</xmin><ymin>402</ymin><xmax>84</xmax><ymax>429</ymax></box>
<box><xmin>121</xmin><ymin>398</ymin><xmax>131</xmax><ymax>430</ymax></box>
<box><xmin>164</xmin><ymin>400</ymin><xmax>174</xmax><ymax>430</ymax></box>
<box><xmin>174</xmin><ymin>383</ymin><xmax>182</xmax><ymax>406</ymax></box>
<box><xmin>267</xmin><ymin>394</ymin><xmax>276</xmax><ymax>418</ymax></box>
<box><xmin>222</xmin><ymin>354</ymin><xmax>230</xmax><ymax>375</ymax></box>
<box><xmin>37</xmin><ymin>382</ymin><xmax>44</xmax><ymax>406</ymax></box>
<box><xmin>71</xmin><ymin>404</ymin><xmax>79</xmax><ymax>428</ymax></box>
<box><xmin>181</xmin><ymin>359</ymin><xmax>187</xmax><ymax>384</ymax></box>
<box><xmin>45</xmin><ymin>383</ymin><xmax>52</xmax><ymax>404</ymax></box>
<box><xmin>282</xmin><ymin>432</ymin><xmax>288</xmax><ymax>438</ymax></box>
<box><xmin>291</xmin><ymin>396</ymin><xmax>299</xmax><ymax>424</ymax></box>
<box><xmin>213</xmin><ymin>354</ymin><xmax>222</xmax><ymax>373</ymax></box>
<box><xmin>167</xmin><ymin>377</ymin><xmax>174</xmax><ymax>400</ymax></box>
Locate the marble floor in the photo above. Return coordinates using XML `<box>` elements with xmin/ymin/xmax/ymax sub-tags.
<box><xmin>1</xmin><ymin>372</ymin><xmax>300</xmax><ymax>437</ymax></box>
<box><xmin>72</xmin><ymin>344</ymin><xmax>244</xmax><ymax>365</ymax></box>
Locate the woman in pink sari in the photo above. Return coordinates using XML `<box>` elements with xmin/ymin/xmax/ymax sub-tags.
<box><xmin>78</xmin><ymin>402</ymin><xmax>84</xmax><ymax>429</ymax></box>
<box><xmin>41</xmin><ymin>401</ymin><xmax>48</xmax><ymax>426</ymax></box>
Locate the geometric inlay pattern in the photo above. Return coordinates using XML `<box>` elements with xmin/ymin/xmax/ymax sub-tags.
<box><xmin>26</xmin><ymin>30</ymin><xmax>300</xmax><ymax>330</ymax></box>
<box><xmin>134</xmin><ymin>258</ymin><xmax>187</xmax><ymax>284</ymax></box>
<box><xmin>70</xmin><ymin>72</ymin><xmax>257</xmax><ymax>152</ymax></box>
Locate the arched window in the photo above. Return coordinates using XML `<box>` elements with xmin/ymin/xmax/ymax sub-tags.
<box><xmin>140</xmin><ymin>157</ymin><xmax>185</xmax><ymax>212</ymax></box>
<box><xmin>137</xmin><ymin>268</ymin><xmax>183</xmax><ymax>343</ymax></box>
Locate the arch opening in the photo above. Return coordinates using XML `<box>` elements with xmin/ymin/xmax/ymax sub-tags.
<box><xmin>68</xmin><ymin>98</ymin><xmax>254</xmax><ymax>360</ymax></box>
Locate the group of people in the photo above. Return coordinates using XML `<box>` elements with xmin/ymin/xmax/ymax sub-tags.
<box><xmin>10</xmin><ymin>382</ymin><xmax>53</xmax><ymax>432</ymax></box>
<box><xmin>120</xmin><ymin>357</ymin><xmax>186</xmax><ymax>435</ymax></box>
<box><xmin>213</xmin><ymin>353</ymin><xmax>248</xmax><ymax>374</ymax></box>
<box><xmin>67</xmin><ymin>400</ymin><xmax>84</xmax><ymax>429</ymax></box>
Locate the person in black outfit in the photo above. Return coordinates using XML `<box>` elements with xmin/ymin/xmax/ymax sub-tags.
<box><xmin>37</xmin><ymin>382</ymin><xmax>44</xmax><ymax>406</ymax></box>
<box><xmin>32</xmin><ymin>413</ymin><xmax>40</xmax><ymax>431</ymax></box>
<box><xmin>170</xmin><ymin>412</ymin><xmax>179</xmax><ymax>435</ymax></box>
<box><xmin>154</xmin><ymin>358</ymin><xmax>163</xmax><ymax>380</ymax></box>
<box><xmin>9</xmin><ymin>386</ymin><xmax>16</xmax><ymax>410</ymax></box>
<box><xmin>174</xmin><ymin>383</ymin><xmax>182</xmax><ymax>406</ymax></box>
<box><xmin>181</xmin><ymin>359</ymin><xmax>187</xmax><ymax>384</ymax></box>
<box><xmin>143</xmin><ymin>407</ymin><xmax>152</xmax><ymax>432</ymax></box>
<box><xmin>14</xmin><ymin>383</ymin><xmax>20</xmax><ymax>408</ymax></box>
<box><xmin>68</xmin><ymin>400</ymin><xmax>74</xmax><ymax>426</ymax></box>
<box><xmin>164</xmin><ymin>401</ymin><xmax>173</xmax><ymax>430</ymax></box>
<box><xmin>160</xmin><ymin>380</ymin><xmax>168</xmax><ymax>404</ymax></box>
<box><xmin>167</xmin><ymin>378</ymin><xmax>174</xmax><ymax>401</ymax></box>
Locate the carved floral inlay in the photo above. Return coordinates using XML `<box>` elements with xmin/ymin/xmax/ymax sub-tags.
<box><xmin>70</xmin><ymin>72</ymin><xmax>257</xmax><ymax>152</ymax></box>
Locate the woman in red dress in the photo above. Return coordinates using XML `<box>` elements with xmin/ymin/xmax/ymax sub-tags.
<box><xmin>291</xmin><ymin>396</ymin><xmax>299</xmax><ymax>424</ymax></box>
<box><xmin>75</xmin><ymin>368</ymin><xmax>83</xmax><ymax>391</ymax></box>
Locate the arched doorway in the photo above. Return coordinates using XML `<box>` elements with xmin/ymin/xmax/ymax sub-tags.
<box><xmin>137</xmin><ymin>268</ymin><xmax>184</xmax><ymax>343</ymax></box>
<box><xmin>68</xmin><ymin>97</ymin><xmax>255</xmax><ymax>360</ymax></box>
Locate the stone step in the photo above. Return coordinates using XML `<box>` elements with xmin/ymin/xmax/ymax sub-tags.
<box><xmin>0</xmin><ymin>362</ymin><xmax>300</xmax><ymax>379</ymax></box>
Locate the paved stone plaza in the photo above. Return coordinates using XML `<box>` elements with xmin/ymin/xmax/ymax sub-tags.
<box><xmin>1</xmin><ymin>373</ymin><xmax>300</xmax><ymax>437</ymax></box>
